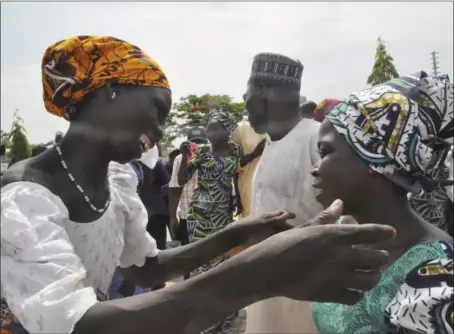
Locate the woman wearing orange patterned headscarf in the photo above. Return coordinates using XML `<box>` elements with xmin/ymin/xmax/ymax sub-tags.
<box><xmin>0</xmin><ymin>36</ymin><xmax>302</xmax><ymax>334</ymax></box>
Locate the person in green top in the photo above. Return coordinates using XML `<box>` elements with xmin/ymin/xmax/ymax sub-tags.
<box><xmin>311</xmin><ymin>71</ymin><xmax>454</xmax><ymax>334</ymax></box>
<box><xmin>177</xmin><ymin>110</ymin><xmax>242</xmax><ymax>333</ymax></box>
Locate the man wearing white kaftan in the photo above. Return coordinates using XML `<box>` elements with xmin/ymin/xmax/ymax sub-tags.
<box><xmin>246</xmin><ymin>118</ymin><xmax>323</xmax><ymax>333</ymax></box>
<box><xmin>244</xmin><ymin>52</ymin><xmax>324</xmax><ymax>333</ymax></box>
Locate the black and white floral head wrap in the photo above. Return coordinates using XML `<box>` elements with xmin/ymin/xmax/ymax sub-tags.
<box><xmin>326</xmin><ymin>71</ymin><xmax>454</xmax><ymax>195</ymax></box>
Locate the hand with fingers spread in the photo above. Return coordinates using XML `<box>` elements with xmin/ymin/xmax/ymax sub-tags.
<box><xmin>248</xmin><ymin>199</ymin><xmax>395</xmax><ymax>305</ymax></box>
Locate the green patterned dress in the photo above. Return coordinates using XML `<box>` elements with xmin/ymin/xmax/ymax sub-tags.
<box><xmin>186</xmin><ymin>152</ymin><xmax>240</xmax><ymax>332</ymax></box>
<box><xmin>311</xmin><ymin>240</ymin><xmax>452</xmax><ymax>334</ymax></box>
<box><xmin>186</xmin><ymin>152</ymin><xmax>239</xmax><ymax>245</ymax></box>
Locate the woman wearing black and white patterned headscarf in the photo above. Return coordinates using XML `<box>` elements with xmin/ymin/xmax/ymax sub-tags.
<box><xmin>311</xmin><ymin>71</ymin><xmax>453</xmax><ymax>334</ymax></box>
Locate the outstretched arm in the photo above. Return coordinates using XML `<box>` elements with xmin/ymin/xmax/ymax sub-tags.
<box><xmin>76</xmin><ymin>247</ymin><xmax>265</xmax><ymax>334</ymax></box>
<box><xmin>123</xmin><ymin>222</ymin><xmax>244</xmax><ymax>287</ymax></box>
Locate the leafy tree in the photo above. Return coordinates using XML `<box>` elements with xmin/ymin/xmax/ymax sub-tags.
<box><xmin>7</xmin><ymin>110</ymin><xmax>32</xmax><ymax>166</ymax></box>
<box><xmin>367</xmin><ymin>37</ymin><xmax>399</xmax><ymax>86</ymax></box>
<box><xmin>162</xmin><ymin>94</ymin><xmax>246</xmax><ymax>157</ymax></box>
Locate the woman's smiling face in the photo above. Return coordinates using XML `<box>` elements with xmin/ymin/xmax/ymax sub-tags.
<box><xmin>311</xmin><ymin>120</ymin><xmax>372</xmax><ymax>213</ymax></box>
<box><xmin>78</xmin><ymin>85</ymin><xmax>172</xmax><ymax>164</ymax></box>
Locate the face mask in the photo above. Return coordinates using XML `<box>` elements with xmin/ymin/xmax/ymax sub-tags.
<box><xmin>139</xmin><ymin>145</ymin><xmax>159</xmax><ymax>169</ymax></box>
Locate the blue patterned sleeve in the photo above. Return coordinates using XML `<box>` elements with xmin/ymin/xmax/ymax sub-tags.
<box><xmin>386</xmin><ymin>241</ymin><xmax>454</xmax><ymax>334</ymax></box>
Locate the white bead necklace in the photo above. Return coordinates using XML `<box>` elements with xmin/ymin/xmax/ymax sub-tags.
<box><xmin>55</xmin><ymin>145</ymin><xmax>111</xmax><ymax>214</ymax></box>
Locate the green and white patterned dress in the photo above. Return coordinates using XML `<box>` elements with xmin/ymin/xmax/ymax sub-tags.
<box><xmin>311</xmin><ymin>240</ymin><xmax>453</xmax><ymax>334</ymax></box>
<box><xmin>186</xmin><ymin>151</ymin><xmax>240</xmax><ymax>332</ymax></box>
<box><xmin>186</xmin><ymin>151</ymin><xmax>239</xmax><ymax>255</ymax></box>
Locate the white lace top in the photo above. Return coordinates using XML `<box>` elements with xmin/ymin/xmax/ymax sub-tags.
<box><xmin>0</xmin><ymin>162</ymin><xmax>159</xmax><ymax>334</ymax></box>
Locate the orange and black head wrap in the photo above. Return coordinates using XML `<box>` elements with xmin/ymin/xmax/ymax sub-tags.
<box><xmin>42</xmin><ymin>35</ymin><xmax>170</xmax><ymax>119</ymax></box>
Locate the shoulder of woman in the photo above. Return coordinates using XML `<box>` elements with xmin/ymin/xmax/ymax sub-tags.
<box><xmin>2</xmin><ymin>182</ymin><xmax>70</xmax><ymax>252</ymax></box>
<box><xmin>383</xmin><ymin>240</ymin><xmax>452</xmax><ymax>280</ymax></box>
<box><xmin>403</xmin><ymin>239</ymin><xmax>453</xmax><ymax>261</ymax></box>
<box><xmin>2</xmin><ymin>181</ymin><xmax>68</xmax><ymax>214</ymax></box>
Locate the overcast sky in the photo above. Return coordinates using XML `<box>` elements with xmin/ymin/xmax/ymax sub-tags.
<box><xmin>1</xmin><ymin>2</ymin><xmax>453</xmax><ymax>144</ymax></box>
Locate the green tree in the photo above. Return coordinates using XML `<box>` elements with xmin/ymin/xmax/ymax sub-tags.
<box><xmin>162</xmin><ymin>94</ymin><xmax>246</xmax><ymax>157</ymax></box>
<box><xmin>367</xmin><ymin>37</ymin><xmax>399</xmax><ymax>86</ymax></box>
<box><xmin>0</xmin><ymin>130</ymin><xmax>8</xmax><ymax>157</ymax></box>
<box><xmin>7</xmin><ymin>110</ymin><xmax>32</xmax><ymax>166</ymax></box>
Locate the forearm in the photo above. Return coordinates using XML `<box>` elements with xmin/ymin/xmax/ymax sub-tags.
<box><xmin>239</xmin><ymin>153</ymin><xmax>255</xmax><ymax>168</ymax></box>
<box><xmin>168</xmin><ymin>188</ymin><xmax>182</xmax><ymax>218</ymax></box>
<box><xmin>73</xmin><ymin>249</ymin><xmax>264</xmax><ymax>334</ymax></box>
<box><xmin>149</xmin><ymin>224</ymin><xmax>243</xmax><ymax>282</ymax></box>
<box><xmin>177</xmin><ymin>158</ymin><xmax>189</xmax><ymax>186</ymax></box>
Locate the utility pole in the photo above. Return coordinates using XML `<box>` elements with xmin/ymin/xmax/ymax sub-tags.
<box><xmin>431</xmin><ymin>51</ymin><xmax>439</xmax><ymax>76</ymax></box>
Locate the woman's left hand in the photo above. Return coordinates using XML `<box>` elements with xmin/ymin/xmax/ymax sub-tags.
<box><xmin>230</xmin><ymin>211</ymin><xmax>296</xmax><ymax>244</ymax></box>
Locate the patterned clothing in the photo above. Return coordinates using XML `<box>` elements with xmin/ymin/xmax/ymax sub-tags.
<box><xmin>250</xmin><ymin>53</ymin><xmax>303</xmax><ymax>88</ymax></box>
<box><xmin>327</xmin><ymin>72</ymin><xmax>453</xmax><ymax>195</ymax></box>
<box><xmin>387</xmin><ymin>254</ymin><xmax>454</xmax><ymax>334</ymax></box>
<box><xmin>408</xmin><ymin>148</ymin><xmax>454</xmax><ymax>234</ymax></box>
<box><xmin>0</xmin><ymin>162</ymin><xmax>158</xmax><ymax>333</ymax></box>
<box><xmin>186</xmin><ymin>152</ymin><xmax>240</xmax><ymax>333</ymax></box>
<box><xmin>312</xmin><ymin>240</ymin><xmax>453</xmax><ymax>334</ymax></box>
<box><xmin>42</xmin><ymin>35</ymin><xmax>170</xmax><ymax>118</ymax></box>
<box><xmin>108</xmin><ymin>268</ymin><xmax>151</xmax><ymax>300</ymax></box>
<box><xmin>446</xmin><ymin>147</ymin><xmax>454</xmax><ymax>202</ymax></box>
<box><xmin>169</xmin><ymin>154</ymin><xmax>198</xmax><ymax>220</ymax></box>
<box><xmin>409</xmin><ymin>162</ymin><xmax>452</xmax><ymax>232</ymax></box>
<box><xmin>187</xmin><ymin>152</ymin><xmax>239</xmax><ymax>242</ymax></box>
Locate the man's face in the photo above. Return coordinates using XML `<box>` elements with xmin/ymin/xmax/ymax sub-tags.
<box><xmin>243</xmin><ymin>83</ymin><xmax>268</xmax><ymax>134</ymax></box>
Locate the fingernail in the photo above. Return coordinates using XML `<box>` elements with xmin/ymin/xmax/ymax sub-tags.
<box><xmin>392</xmin><ymin>229</ymin><xmax>398</xmax><ymax>239</ymax></box>
<box><xmin>330</xmin><ymin>199</ymin><xmax>342</xmax><ymax>208</ymax></box>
